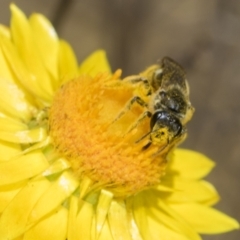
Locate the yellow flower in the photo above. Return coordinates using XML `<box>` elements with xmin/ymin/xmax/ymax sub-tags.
<box><xmin>0</xmin><ymin>4</ymin><xmax>238</xmax><ymax>240</ymax></box>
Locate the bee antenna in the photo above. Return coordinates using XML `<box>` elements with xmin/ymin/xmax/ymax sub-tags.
<box><xmin>135</xmin><ymin>127</ymin><xmax>162</xmax><ymax>144</ymax></box>
<box><xmin>135</xmin><ymin>131</ymin><xmax>152</xmax><ymax>144</ymax></box>
<box><xmin>152</xmin><ymin>138</ymin><xmax>170</xmax><ymax>157</ymax></box>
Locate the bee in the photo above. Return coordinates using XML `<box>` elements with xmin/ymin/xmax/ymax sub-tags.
<box><xmin>113</xmin><ymin>57</ymin><xmax>194</xmax><ymax>153</ymax></box>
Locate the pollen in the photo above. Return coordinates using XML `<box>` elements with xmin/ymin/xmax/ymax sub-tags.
<box><xmin>49</xmin><ymin>72</ymin><xmax>166</xmax><ymax>196</ymax></box>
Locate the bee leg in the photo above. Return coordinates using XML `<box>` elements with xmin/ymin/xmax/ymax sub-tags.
<box><xmin>112</xmin><ymin>96</ymin><xmax>148</xmax><ymax>123</ymax></box>
<box><xmin>104</xmin><ymin>75</ymin><xmax>151</xmax><ymax>95</ymax></box>
<box><xmin>151</xmin><ymin>141</ymin><xmax>169</xmax><ymax>156</ymax></box>
<box><xmin>126</xmin><ymin>110</ymin><xmax>152</xmax><ymax>134</ymax></box>
<box><xmin>103</xmin><ymin>74</ymin><xmax>143</xmax><ymax>89</ymax></box>
<box><xmin>105</xmin><ymin>75</ymin><xmax>144</xmax><ymax>87</ymax></box>
<box><xmin>123</xmin><ymin>75</ymin><xmax>152</xmax><ymax>96</ymax></box>
<box><xmin>122</xmin><ymin>75</ymin><xmax>144</xmax><ymax>84</ymax></box>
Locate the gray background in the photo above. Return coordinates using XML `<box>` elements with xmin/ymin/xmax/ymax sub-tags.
<box><xmin>0</xmin><ymin>0</ymin><xmax>239</xmax><ymax>239</ymax></box>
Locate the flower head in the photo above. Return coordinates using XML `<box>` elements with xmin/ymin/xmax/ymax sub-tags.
<box><xmin>0</xmin><ymin>4</ymin><xmax>238</xmax><ymax>240</ymax></box>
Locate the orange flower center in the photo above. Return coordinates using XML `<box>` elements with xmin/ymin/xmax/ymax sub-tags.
<box><xmin>49</xmin><ymin>72</ymin><xmax>166</xmax><ymax>196</ymax></box>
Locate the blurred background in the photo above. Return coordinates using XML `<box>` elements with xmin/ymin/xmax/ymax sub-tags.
<box><xmin>0</xmin><ymin>0</ymin><xmax>240</xmax><ymax>239</ymax></box>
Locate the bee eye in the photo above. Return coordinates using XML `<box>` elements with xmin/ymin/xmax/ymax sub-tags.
<box><xmin>150</xmin><ymin>111</ymin><xmax>182</xmax><ymax>137</ymax></box>
<box><xmin>150</xmin><ymin>111</ymin><xmax>162</xmax><ymax>129</ymax></box>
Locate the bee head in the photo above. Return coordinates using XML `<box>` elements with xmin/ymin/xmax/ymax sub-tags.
<box><xmin>150</xmin><ymin>110</ymin><xmax>182</xmax><ymax>145</ymax></box>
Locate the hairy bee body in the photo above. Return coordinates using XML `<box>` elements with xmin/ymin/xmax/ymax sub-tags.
<box><xmin>141</xmin><ymin>57</ymin><xmax>193</xmax><ymax>125</ymax></box>
<box><xmin>112</xmin><ymin>57</ymin><xmax>194</xmax><ymax>154</ymax></box>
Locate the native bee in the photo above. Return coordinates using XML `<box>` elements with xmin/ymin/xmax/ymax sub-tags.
<box><xmin>112</xmin><ymin>57</ymin><xmax>194</xmax><ymax>153</ymax></box>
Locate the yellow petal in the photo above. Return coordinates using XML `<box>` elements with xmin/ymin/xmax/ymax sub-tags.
<box><xmin>133</xmin><ymin>194</ymin><xmax>152</xmax><ymax>240</ymax></box>
<box><xmin>0</xmin><ymin>25</ymin><xmax>10</xmax><ymax>39</ymax></box>
<box><xmin>91</xmin><ymin>212</ymin><xmax>96</xmax><ymax>240</ymax></box>
<box><xmin>168</xmin><ymin>148</ymin><xmax>215</xmax><ymax>179</ymax></box>
<box><xmin>108</xmin><ymin>200</ymin><xmax>132</xmax><ymax>240</ymax></box>
<box><xmin>29</xmin><ymin>14</ymin><xmax>59</xmax><ymax>83</ymax></box>
<box><xmin>95</xmin><ymin>189</ymin><xmax>113</xmax><ymax>238</ymax></box>
<box><xmin>42</xmin><ymin>158</ymin><xmax>71</xmax><ymax>177</ymax></box>
<box><xmin>13</xmin><ymin>236</ymin><xmax>23</xmax><ymax>240</ymax></box>
<box><xmin>98</xmin><ymin>220</ymin><xmax>114</xmax><ymax>240</ymax></box>
<box><xmin>24</xmin><ymin>207</ymin><xmax>67</xmax><ymax>240</ymax></box>
<box><xmin>67</xmin><ymin>195</ymin><xmax>78</xmax><ymax>240</ymax></box>
<box><xmin>125</xmin><ymin>200</ymin><xmax>143</xmax><ymax>240</ymax></box>
<box><xmin>0</xmin><ymin>140</ymin><xmax>21</xmax><ymax>161</ymax></box>
<box><xmin>79</xmin><ymin>50</ymin><xmax>111</xmax><ymax>77</ymax></box>
<box><xmin>153</xmin><ymin>184</ymin><xmax>174</xmax><ymax>193</ymax></box>
<box><xmin>136</xmin><ymin>190</ymin><xmax>201</xmax><ymax>240</ymax></box>
<box><xmin>0</xmin><ymin>127</ymin><xmax>47</xmax><ymax>143</ymax></box>
<box><xmin>21</xmin><ymin>137</ymin><xmax>51</xmax><ymax>155</ymax></box>
<box><xmin>58</xmin><ymin>40</ymin><xmax>78</xmax><ymax>84</ymax></box>
<box><xmin>148</xmin><ymin>216</ymin><xmax>190</xmax><ymax>240</ymax></box>
<box><xmin>0</xmin><ymin>181</ymin><xmax>27</xmax><ymax>213</ymax></box>
<box><xmin>75</xmin><ymin>200</ymin><xmax>94</xmax><ymax>240</ymax></box>
<box><xmin>28</xmin><ymin>171</ymin><xmax>78</xmax><ymax>224</ymax></box>
<box><xmin>0</xmin><ymin>26</ymin><xmax>18</xmax><ymax>82</ymax></box>
<box><xmin>0</xmin><ymin>151</ymin><xmax>49</xmax><ymax>186</ymax></box>
<box><xmin>170</xmin><ymin>202</ymin><xmax>239</xmax><ymax>234</ymax></box>
<box><xmin>0</xmin><ymin>178</ymin><xmax>50</xmax><ymax>240</ymax></box>
<box><xmin>79</xmin><ymin>176</ymin><xmax>93</xmax><ymax>199</ymax></box>
<box><xmin>10</xmin><ymin>4</ymin><xmax>54</xmax><ymax>99</ymax></box>
<box><xmin>0</xmin><ymin>115</ymin><xmax>27</xmax><ymax>132</ymax></box>
<box><xmin>0</xmin><ymin>36</ymin><xmax>50</xmax><ymax>102</ymax></box>
<box><xmin>160</xmin><ymin>178</ymin><xmax>219</xmax><ymax>205</ymax></box>
<box><xmin>0</xmin><ymin>79</ymin><xmax>32</xmax><ymax>121</ymax></box>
